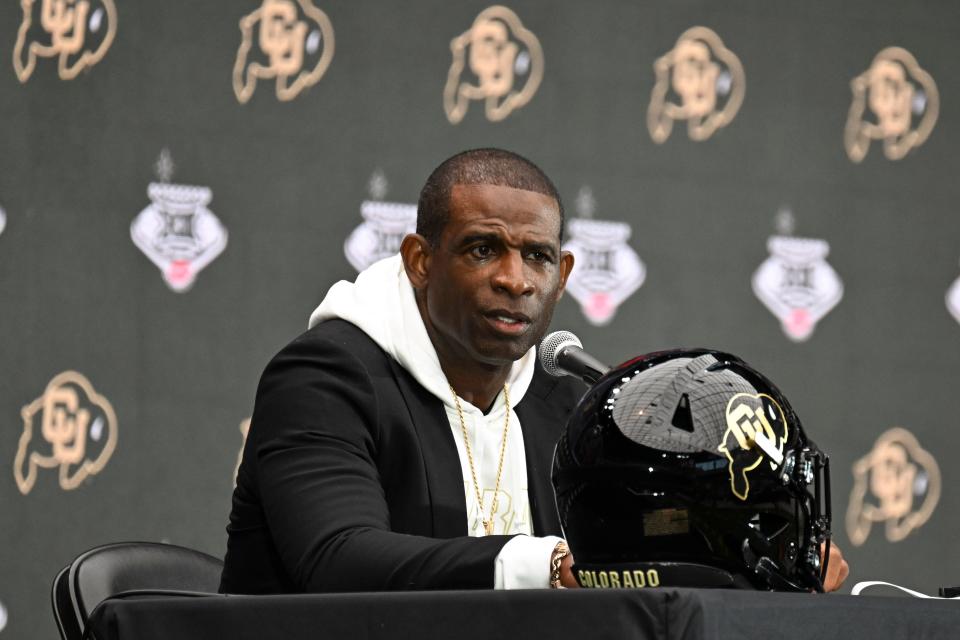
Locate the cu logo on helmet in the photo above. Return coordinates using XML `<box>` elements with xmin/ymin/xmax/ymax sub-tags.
<box><xmin>718</xmin><ymin>393</ymin><xmax>788</xmax><ymax>501</ymax></box>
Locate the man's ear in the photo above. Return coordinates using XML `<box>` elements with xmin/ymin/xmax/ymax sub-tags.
<box><xmin>400</xmin><ymin>233</ymin><xmax>432</xmax><ymax>290</ymax></box>
<box><xmin>555</xmin><ymin>250</ymin><xmax>575</xmax><ymax>301</ymax></box>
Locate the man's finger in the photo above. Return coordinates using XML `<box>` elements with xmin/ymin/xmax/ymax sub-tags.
<box><xmin>820</xmin><ymin>542</ymin><xmax>849</xmax><ymax>592</ymax></box>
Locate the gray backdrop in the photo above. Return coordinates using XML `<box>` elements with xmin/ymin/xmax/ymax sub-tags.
<box><xmin>2</xmin><ymin>1</ymin><xmax>958</xmax><ymax>638</ymax></box>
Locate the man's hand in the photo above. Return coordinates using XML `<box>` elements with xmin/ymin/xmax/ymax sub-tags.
<box><xmin>559</xmin><ymin>552</ymin><xmax>579</xmax><ymax>588</ymax></box>
<box><xmin>821</xmin><ymin>542</ymin><xmax>850</xmax><ymax>592</ymax></box>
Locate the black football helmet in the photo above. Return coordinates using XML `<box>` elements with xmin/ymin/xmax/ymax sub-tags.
<box><xmin>552</xmin><ymin>349</ymin><xmax>831</xmax><ymax>592</ymax></box>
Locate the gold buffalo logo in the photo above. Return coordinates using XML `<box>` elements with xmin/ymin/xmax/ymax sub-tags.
<box><xmin>233</xmin><ymin>0</ymin><xmax>335</xmax><ymax>104</ymax></box>
<box><xmin>844</xmin><ymin>47</ymin><xmax>938</xmax><ymax>163</ymax></box>
<box><xmin>846</xmin><ymin>428</ymin><xmax>940</xmax><ymax>546</ymax></box>
<box><xmin>14</xmin><ymin>371</ymin><xmax>118</xmax><ymax>494</ymax></box>
<box><xmin>13</xmin><ymin>0</ymin><xmax>117</xmax><ymax>82</ymax></box>
<box><xmin>443</xmin><ymin>5</ymin><xmax>544</xmax><ymax>124</ymax></box>
<box><xmin>647</xmin><ymin>26</ymin><xmax>745</xmax><ymax>144</ymax></box>
<box><xmin>718</xmin><ymin>393</ymin><xmax>787</xmax><ymax>501</ymax></box>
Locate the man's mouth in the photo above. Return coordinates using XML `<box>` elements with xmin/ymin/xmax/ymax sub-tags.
<box><xmin>484</xmin><ymin>310</ymin><xmax>532</xmax><ymax>336</ymax></box>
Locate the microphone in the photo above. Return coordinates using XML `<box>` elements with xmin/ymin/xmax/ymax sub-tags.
<box><xmin>538</xmin><ymin>330</ymin><xmax>610</xmax><ymax>384</ymax></box>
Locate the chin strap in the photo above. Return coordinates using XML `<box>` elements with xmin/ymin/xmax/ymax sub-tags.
<box><xmin>753</xmin><ymin>556</ymin><xmax>819</xmax><ymax>592</ymax></box>
<box><xmin>742</xmin><ymin>538</ymin><xmax>821</xmax><ymax>593</ymax></box>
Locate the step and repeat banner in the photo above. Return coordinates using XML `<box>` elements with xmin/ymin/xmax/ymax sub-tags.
<box><xmin>1</xmin><ymin>0</ymin><xmax>958</xmax><ymax>636</ymax></box>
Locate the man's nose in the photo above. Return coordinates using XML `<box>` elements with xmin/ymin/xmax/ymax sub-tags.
<box><xmin>492</xmin><ymin>252</ymin><xmax>534</xmax><ymax>297</ymax></box>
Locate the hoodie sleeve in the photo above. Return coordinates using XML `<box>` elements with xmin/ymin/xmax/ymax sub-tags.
<box><xmin>229</xmin><ymin>326</ymin><xmax>513</xmax><ymax>592</ymax></box>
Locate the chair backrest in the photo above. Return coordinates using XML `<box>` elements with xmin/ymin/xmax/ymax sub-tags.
<box><xmin>52</xmin><ymin>564</ymin><xmax>82</xmax><ymax>640</ymax></box>
<box><xmin>52</xmin><ymin>541</ymin><xmax>224</xmax><ymax>640</ymax></box>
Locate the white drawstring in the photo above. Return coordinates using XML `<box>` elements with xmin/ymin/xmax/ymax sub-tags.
<box><xmin>851</xmin><ymin>581</ymin><xmax>960</xmax><ymax>600</ymax></box>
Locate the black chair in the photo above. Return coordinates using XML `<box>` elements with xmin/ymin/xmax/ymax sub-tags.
<box><xmin>51</xmin><ymin>541</ymin><xmax>224</xmax><ymax>640</ymax></box>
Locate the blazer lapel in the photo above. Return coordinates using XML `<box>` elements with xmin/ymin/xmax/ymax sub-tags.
<box><xmin>516</xmin><ymin>395</ymin><xmax>564</xmax><ymax>537</ymax></box>
<box><xmin>389</xmin><ymin>359</ymin><xmax>468</xmax><ymax>538</ymax></box>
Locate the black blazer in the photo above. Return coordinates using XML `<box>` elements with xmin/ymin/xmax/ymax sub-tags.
<box><xmin>220</xmin><ymin>319</ymin><xmax>584</xmax><ymax>593</ymax></box>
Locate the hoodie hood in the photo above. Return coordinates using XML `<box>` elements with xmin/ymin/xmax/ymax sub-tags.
<box><xmin>308</xmin><ymin>255</ymin><xmax>535</xmax><ymax>410</ymax></box>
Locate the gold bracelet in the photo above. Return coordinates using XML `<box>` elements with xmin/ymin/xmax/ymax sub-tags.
<box><xmin>549</xmin><ymin>541</ymin><xmax>570</xmax><ymax>589</ymax></box>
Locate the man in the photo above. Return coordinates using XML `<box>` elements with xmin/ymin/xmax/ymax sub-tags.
<box><xmin>221</xmin><ymin>148</ymin><xmax>582</xmax><ymax>592</ymax></box>
<box><xmin>221</xmin><ymin>148</ymin><xmax>848</xmax><ymax>593</ymax></box>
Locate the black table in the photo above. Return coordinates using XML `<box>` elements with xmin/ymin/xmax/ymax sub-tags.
<box><xmin>86</xmin><ymin>588</ymin><xmax>960</xmax><ymax>640</ymax></box>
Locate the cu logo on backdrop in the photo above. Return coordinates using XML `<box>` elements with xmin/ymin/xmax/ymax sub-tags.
<box><xmin>648</xmin><ymin>26</ymin><xmax>745</xmax><ymax>143</ymax></box>
<box><xmin>444</xmin><ymin>5</ymin><xmax>544</xmax><ymax>124</ymax></box>
<box><xmin>847</xmin><ymin>428</ymin><xmax>940</xmax><ymax>545</ymax></box>
<box><xmin>844</xmin><ymin>47</ymin><xmax>938</xmax><ymax>162</ymax></box>
<box><xmin>14</xmin><ymin>371</ymin><xmax>118</xmax><ymax>495</ymax></box>
<box><xmin>13</xmin><ymin>0</ymin><xmax>117</xmax><ymax>82</ymax></box>
<box><xmin>233</xmin><ymin>0</ymin><xmax>335</xmax><ymax>103</ymax></box>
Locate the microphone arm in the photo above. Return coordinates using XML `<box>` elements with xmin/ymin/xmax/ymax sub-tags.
<box><xmin>556</xmin><ymin>345</ymin><xmax>610</xmax><ymax>384</ymax></box>
<box><xmin>538</xmin><ymin>330</ymin><xmax>610</xmax><ymax>384</ymax></box>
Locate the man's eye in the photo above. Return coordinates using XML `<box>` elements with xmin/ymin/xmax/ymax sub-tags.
<box><xmin>470</xmin><ymin>245</ymin><xmax>493</xmax><ymax>259</ymax></box>
<box><xmin>527</xmin><ymin>251</ymin><xmax>552</xmax><ymax>263</ymax></box>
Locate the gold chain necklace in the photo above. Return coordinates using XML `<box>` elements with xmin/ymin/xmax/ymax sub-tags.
<box><xmin>449</xmin><ymin>384</ymin><xmax>511</xmax><ymax>536</ymax></box>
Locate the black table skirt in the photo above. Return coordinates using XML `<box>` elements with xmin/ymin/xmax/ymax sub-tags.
<box><xmin>86</xmin><ymin>588</ymin><xmax>960</xmax><ymax>640</ymax></box>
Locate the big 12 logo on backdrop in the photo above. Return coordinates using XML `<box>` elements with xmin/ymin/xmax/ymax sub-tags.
<box><xmin>130</xmin><ymin>150</ymin><xmax>228</xmax><ymax>292</ymax></box>
<box><xmin>561</xmin><ymin>188</ymin><xmax>645</xmax><ymax>326</ymax></box>
<box><xmin>944</xmin><ymin>260</ymin><xmax>960</xmax><ymax>327</ymax></box>
<box><xmin>343</xmin><ymin>170</ymin><xmax>416</xmax><ymax>272</ymax></box>
<box><xmin>752</xmin><ymin>234</ymin><xmax>843</xmax><ymax>342</ymax></box>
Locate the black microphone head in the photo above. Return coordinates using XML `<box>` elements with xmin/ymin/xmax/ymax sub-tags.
<box><xmin>538</xmin><ymin>330</ymin><xmax>582</xmax><ymax>377</ymax></box>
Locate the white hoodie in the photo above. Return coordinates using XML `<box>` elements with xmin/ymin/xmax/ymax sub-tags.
<box><xmin>308</xmin><ymin>255</ymin><xmax>561</xmax><ymax>588</ymax></box>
